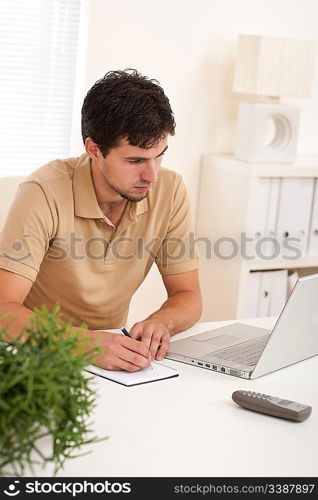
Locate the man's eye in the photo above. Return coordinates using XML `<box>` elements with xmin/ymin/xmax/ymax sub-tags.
<box><xmin>129</xmin><ymin>159</ymin><xmax>142</xmax><ymax>164</ymax></box>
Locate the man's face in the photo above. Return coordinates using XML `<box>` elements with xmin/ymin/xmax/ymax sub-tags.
<box><xmin>96</xmin><ymin>135</ymin><xmax>168</xmax><ymax>202</ymax></box>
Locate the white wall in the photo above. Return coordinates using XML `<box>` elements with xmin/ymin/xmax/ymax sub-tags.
<box><xmin>72</xmin><ymin>0</ymin><xmax>318</xmax><ymax>326</ymax></box>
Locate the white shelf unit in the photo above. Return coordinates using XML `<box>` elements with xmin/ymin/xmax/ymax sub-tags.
<box><xmin>196</xmin><ymin>154</ymin><xmax>318</xmax><ymax>321</ymax></box>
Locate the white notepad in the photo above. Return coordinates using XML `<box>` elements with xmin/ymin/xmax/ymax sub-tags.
<box><xmin>85</xmin><ymin>362</ymin><xmax>179</xmax><ymax>386</ymax></box>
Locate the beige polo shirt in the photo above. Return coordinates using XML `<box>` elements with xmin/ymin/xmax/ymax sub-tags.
<box><xmin>0</xmin><ymin>153</ymin><xmax>199</xmax><ymax>329</ymax></box>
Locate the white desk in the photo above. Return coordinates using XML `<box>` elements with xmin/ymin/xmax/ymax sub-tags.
<box><xmin>27</xmin><ymin>318</ymin><xmax>318</xmax><ymax>477</ymax></box>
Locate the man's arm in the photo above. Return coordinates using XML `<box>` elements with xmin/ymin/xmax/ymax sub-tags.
<box><xmin>147</xmin><ymin>269</ymin><xmax>202</xmax><ymax>335</ymax></box>
<box><xmin>129</xmin><ymin>269</ymin><xmax>202</xmax><ymax>360</ymax></box>
<box><xmin>0</xmin><ymin>269</ymin><xmax>35</xmax><ymax>338</ymax></box>
<box><xmin>0</xmin><ymin>268</ymin><xmax>152</xmax><ymax>372</ymax></box>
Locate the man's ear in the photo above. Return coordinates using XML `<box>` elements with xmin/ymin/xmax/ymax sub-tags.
<box><xmin>84</xmin><ymin>137</ymin><xmax>102</xmax><ymax>160</ymax></box>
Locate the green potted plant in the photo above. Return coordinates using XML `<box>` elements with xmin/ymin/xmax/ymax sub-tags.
<box><xmin>0</xmin><ymin>303</ymin><xmax>106</xmax><ymax>476</ymax></box>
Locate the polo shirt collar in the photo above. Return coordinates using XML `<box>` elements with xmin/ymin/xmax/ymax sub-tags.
<box><xmin>73</xmin><ymin>153</ymin><xmax>149</xmax><ymax>220</ymax></box>
<box><xmin>73</xmin><ymin>153</ymin><xmax>102</xmax><ymax>218</ymax></box>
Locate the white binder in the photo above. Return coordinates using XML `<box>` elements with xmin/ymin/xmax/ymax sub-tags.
<box><xmin>308</xmin><ymin>179</ymin><xmax>318</xmax><ymax>255</ymax></box>
<box><xmin>276</xmin><ymin>178</ymin><xmax>298</xmax><ymax>258</ymax></box>
<box><xmin>256</xmin><ymin>270</ymin><xmax>288</xmax><ymax>318</ymax></box>
<box><xmin>276</xmin><ymin>178</ymin><xmax>314</xmax><ymax>258</ymax></box>
<box><xmin>263</xmin><ymin>178</ymin><xmax>281</xmax><ymax>258</ymax></box>
<box><xmin>269</xmin><ymin>269</ymin><xmax>288</xmax><ymax>316</ymax></box>
<box><xmin>244</xmin><ymin>271</ymin><xmax>262</xmax><ymax>318</ymax></box>
<box><xmin>257</xmin><ymin>271</ymin><xmax>272</xmax><ymax>317</ymax></box>
<box><xmin>297</xmin><ymin>178</ymin><xmax>315</xmax><ymax>256</ymax></box>
<box><xmin>253</xmin><ymin>178</ymin><xmax>271</xmax><ymax>257</ymax></box>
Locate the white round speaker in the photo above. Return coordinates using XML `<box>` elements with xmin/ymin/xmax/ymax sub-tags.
<box><xmin>234</xmin><ymin>102</ymin><xmax>300</xmax><ymax>163</ymax></box>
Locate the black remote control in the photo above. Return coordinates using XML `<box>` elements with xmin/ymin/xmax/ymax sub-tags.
<box><xmin>232</xmin><ymin>390</ymin><xmax>312</xmax><ymax>422</ymax></box>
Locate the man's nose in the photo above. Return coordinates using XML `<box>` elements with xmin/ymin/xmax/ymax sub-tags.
<box><xmin>141</xmin><ymin>160</ymin><xmax>158</xmax><ymax>183</ymax></box>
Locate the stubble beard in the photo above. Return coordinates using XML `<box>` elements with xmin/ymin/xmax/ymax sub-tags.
<box><xmin>101</xmin><ymin>168</ymin><xmax>149</xmax><ymax>203</ymax></box>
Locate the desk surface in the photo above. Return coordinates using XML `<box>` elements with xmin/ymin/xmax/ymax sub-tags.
<box><xmin>26</xmin><ymin>318</ymin><xmax>318</xmax><ymax>477</ymax></box>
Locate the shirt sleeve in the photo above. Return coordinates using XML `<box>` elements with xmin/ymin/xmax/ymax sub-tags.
<box><xmin>156</xmin><ymin>176</ymin><xmax>200</xmax><ymax>275</ymax></box>
<box><xmin>0</xmin><ymin>181</ymin><xmax>55</xmax><ymax>282</ymax></box>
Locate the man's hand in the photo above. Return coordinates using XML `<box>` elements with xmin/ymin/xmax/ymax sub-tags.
<box><xmin>87</xmin><ymin>331</ymin><xmax>152</xmax><ymax>372</ymax></box>
<box><xmin>129</xmin><ymin>320</ymin><xmax>171</xmax><ymax>361</ymax></box>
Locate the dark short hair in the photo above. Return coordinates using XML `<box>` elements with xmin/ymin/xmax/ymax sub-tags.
<box><xmin>81</xmin><ymin>69</ymin><xmax>176</xmax><ymax>156</ymax></box>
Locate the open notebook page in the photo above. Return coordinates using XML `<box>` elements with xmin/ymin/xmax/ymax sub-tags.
<box><xmin>85</xmin><ymin>362</ymin><xmax>179</xmax><ymax>386</ymax></box>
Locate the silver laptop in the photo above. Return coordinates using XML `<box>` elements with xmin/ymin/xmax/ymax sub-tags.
<box><xmin>166</xmin><ymin>273</ymin><xmax>318</xmax><ymax>379</ymax></box>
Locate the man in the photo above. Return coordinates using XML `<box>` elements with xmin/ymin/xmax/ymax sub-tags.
<box><xmin>0</xmin><ymin>69</ymin><xmax>202</xmax><ymax>371</ymax></box>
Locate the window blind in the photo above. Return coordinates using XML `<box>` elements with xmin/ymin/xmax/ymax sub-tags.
<box><xmin>0</xmin><ymin>0</ymin><xmax>83</xmax><ymax>176</ymax></box>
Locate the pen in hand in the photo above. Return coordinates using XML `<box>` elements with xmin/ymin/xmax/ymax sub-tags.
<box><xmin>121</xmin><ymin>327</ymin><xmax>154</xmax><ymax>370</ymax></box>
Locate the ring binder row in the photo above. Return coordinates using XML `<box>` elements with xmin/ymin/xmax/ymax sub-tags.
<box><xmin>196</xmin><ymin>155</ymin><xmax>318</xmax><ymax>322</ymax></box>
<box><xmin>247</xmin><ymin>176</ymin><xmax>318</xmax><ymax>318</ymax></box>
<box><xmin>253</xmin><ymin>177</ymin><xmax>318</xmax><ymax>258</ymax></box>
<box><xmin>244</xmin><ymin>269</ymin><xmax>298</xmax><ymax>319</ymax></box>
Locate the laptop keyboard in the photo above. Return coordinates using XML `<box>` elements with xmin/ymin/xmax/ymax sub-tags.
<box><xmin>207</xmin><ymin>335</ymin><xmax>270</xmax><ymax>366</ymax></box>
